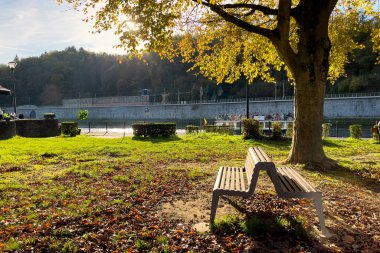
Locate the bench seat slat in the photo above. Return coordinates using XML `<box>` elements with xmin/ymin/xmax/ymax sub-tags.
<box><xmin>253</xmin><ymin>147</ymin><xmax>266</xmax><ymax>162</ymax></box>
<box><xmin>285</xmin><ymin>167</ymin><xmax>315</xmax><ymax>192</ymax></box>
<box><xmin>223</xmin><ymin>167</ymin><xmax>231</xmax><ymax>190</ymax></box>
<box><xmin>231</xmin><ymin>167</ymin><xmax>236</xmax><ymax>190</ymax></box>
<box><xmin>277</xmin><ymin>167</ymin><xmax>304</xmax><ymax>192</ymax></box>
<box><xmin>278</xmin><ymin>167</ymin><xmax>315</xmax><ymax>192</ymax></box>
<box><xmin>257</xmin><ymin>147</ymin><xmax>271</xmax><ymax>162</ymax></box>
<box><xmin>276</xmin><ymin>170</ymin><xmax>295</xmax><ymax>192</ymax></box>
<box><xmin>235</xmin><ymin>167</ymin><xmax>241</xmax><ymax>191</ymax></box>
<box><xmin>220</xmin><ymin>167</ymin><xmax>227</xmax><ymax>189</ymax></box>
<box><xmin>213</xmin><ymin>167</ymin><xmax>224</xmax><ymax>190</ymax></box>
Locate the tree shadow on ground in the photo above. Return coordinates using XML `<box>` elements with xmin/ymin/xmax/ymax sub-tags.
<box><xmin>131</xmin><ymin>136</ymin><xmax>182</xmax><ymax>143</ymax></box>
<box><xmin>211</xmin><ymin>196</ymin><xmax>329</xmax><ymax>252</ymax></box>
<box><xmin>304</xmin><ymin>164</ymin><xmax>380</xmax><ymax>193</ymax></box>
<box><xmin>322</xmin><ymin>139</ymin><xmax>344</xmax><ymax>147</ymax></box>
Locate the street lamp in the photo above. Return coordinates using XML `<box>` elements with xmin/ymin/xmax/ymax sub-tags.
<box><xmin>246</xmin><ymin>79</ymin><xmax>250</xmax><ymax>119</ymax></box>
<box><xmin>7</xmin><ymin>61</ymin><xmax>17</xmax><ymax>115</ymax></box>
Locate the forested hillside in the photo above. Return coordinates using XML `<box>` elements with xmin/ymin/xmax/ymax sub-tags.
<box><xmin>0</xmin><ymin>27</ymin><xmax>378</xmax><ymax>106</ymax></box>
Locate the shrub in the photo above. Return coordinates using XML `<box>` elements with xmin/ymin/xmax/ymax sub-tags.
<box><xmin>0</xmin><ymin>120</ymin><xmax>16</xmax><ymax>140</ymax></box>
<box><xmin>349</xmin><ymin>125</ymin><xmax>362</xmax><ymax>139</ymax></box>
<box><xmin>61</xmin><ymin>122</ymin><xmax>81</xmax><ymax>137</ymax></box>
<box><xmin>271</xmin><ymin>121</ymin><xmax>283</xmax><ymax>140</ymax></box>
<box><xmin>132</xmin><ymin>123</ymin><xmax>176</xmax><ymax>137</ymax></box>
<box><xmin>78</xmin><ymin>110</ymin><xmax>89</xmax><ymax>120</ymax></box>
<box><xmin>322</xmin><ymin>123</ymin><xmax>331</xmax><ymax>138</ymax></box>
<box><xmin>285</xmin><ymin>122</ymin><xmax>293</xmax><ymax>138</ymax></box>
<box><xmin>186</xmin><ymin>125</ymin><xmax>199</xmax><ymax>134</ymax></box>
<box><xmin>371</xmin><ymin>125</ymin><xmax>379</xmax><ymax>141</ymax></box>
<box><xmin>203</xmin><ymin>125</ymin><xmax>234</xmax><ymax>135</ymax></box>
<box><xmin>43</xmin><ymin>113</ymin><xmax>55</xmax><ymax>120</ymax></box>
<box><xmin>241</xmin><ymin>118</ymin><xmax>261</xmax><ymax>139</ymax></box>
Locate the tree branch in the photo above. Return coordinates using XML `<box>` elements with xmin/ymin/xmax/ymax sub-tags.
<box><xmin>273</xmin><ymin>0</ymin><xmax>297</xmax><ymax>74</ymax></box>
<box><xmin>277</xmin><ymin>0</ymin><xmax>291</xmax><ymax>43</ymax></box>
<box><xmin>197</xmin><ymin>1</ymin><xmax>274</xmax><ymax>40</ymax></box>
<box><xmin>220</xmin><ymin>3</ymin><xmax>278</xmax><ymax>16</ymax></box>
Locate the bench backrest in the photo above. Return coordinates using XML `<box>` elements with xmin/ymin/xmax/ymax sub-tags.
<box><xmin>245</xmin><ymin>147</ymin><xmax>275</xmax><ymax>193</ymax></box>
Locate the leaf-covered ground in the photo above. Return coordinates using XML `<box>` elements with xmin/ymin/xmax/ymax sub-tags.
<box><xmin>0</xmin><ymin>134</ymin><xmax>379</xmax><ymax>252</ymax></box>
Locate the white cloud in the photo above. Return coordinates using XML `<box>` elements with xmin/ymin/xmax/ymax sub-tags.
<box><xmin>0</xmin><ymin>0</ymin><xmax>126</xmax><ymax>64</ymax></box>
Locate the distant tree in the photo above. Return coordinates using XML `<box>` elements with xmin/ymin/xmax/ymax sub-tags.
<box><xmin>40</xmin><ymin>84</ymin><xmax>63</xmax><ymax>105</ymax></box>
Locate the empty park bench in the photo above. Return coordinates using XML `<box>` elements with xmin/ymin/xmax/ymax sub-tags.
<box><xmin>210</xmin><ymin>147</ymin><xmax>327</xmax><ymax>233</ymax></box>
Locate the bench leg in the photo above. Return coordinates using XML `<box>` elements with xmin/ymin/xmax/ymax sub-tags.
<box><xmin>210</xmin><ymin>193</ymin><xmax>220</xmax><ymax>224</ymax></box>
<box><xmin>313</xmin><ymin>196</ymin><xmax>328</xmax><ymax>234</ymax></box>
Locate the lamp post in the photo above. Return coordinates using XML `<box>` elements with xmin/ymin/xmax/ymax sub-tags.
<box><xmin>246</xmin><ymin>79</ymin><xmax>250</xmax><ymax>119</ymax></box>
<box><xmin>7</xmin><ymin>61</ymin><xmax>17</xmax><ymax>115</ymax></box>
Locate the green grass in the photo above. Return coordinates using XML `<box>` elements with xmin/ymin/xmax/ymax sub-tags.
<box><xmin>0</xmin><ymin>134</ymin><xmax>379</xmax><ymax>251</ymax></box>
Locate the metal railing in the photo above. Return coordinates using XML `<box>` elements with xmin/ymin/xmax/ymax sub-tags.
<box><xmin>151</xmin><ymin>92</ymin><xmax>380</xmax><ymax>105</ymax></box>
<box><xmin>1</xmin><ymin>92</ymin><xmax>380</xmax><ymax>108</ymax></box>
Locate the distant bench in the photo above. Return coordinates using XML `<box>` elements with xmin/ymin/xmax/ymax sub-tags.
<box><xmin>210</xmin><ymin>147</ymin><xmax>327</xmax><ymax>233</ymax></box>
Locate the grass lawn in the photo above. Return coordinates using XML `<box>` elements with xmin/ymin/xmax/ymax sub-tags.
<box><xmin>0</xmin><ymin>134</ymin><xmax>379</xmax><ymax>252</ymax></box>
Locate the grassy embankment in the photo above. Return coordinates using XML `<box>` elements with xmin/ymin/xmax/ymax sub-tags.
<box><xmin>0</xmin><ymin>134</ymin><xmax>379</xmax><ymax>252</ymax></box>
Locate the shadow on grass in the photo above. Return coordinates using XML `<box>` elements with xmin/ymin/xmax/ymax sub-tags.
<box><xmin>131</xmin><ymin>135</ymin><xmax>182</xmax><ymax>143</ymax></box>
<box><xmin>304</xmin><ymin>164</ymin><xmax>380</xmax><ymax>193</ymax></box>
<box><xmin>211</xmin><ymin>197</ymin><xmax>327</xmax><ymax>252</ymax></box>
<box><xmin>322</xmin><ymin>139</ymin><xmax>344</xmax><ymax>147</ymax></box>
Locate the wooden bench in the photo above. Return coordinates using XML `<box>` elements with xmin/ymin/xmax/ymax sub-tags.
<box><xmin>210</xmin><ymin>147</ymin><xmax>327</xmax><ymax>233</ymax></box>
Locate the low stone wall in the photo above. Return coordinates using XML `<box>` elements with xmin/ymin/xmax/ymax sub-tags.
<box><xmin>0</xmin><ymin>120</ymin><xmax>16</xmax><ymax>140</ymax></box>
<box><xmin>16</xmin><ymin>119</ymin><xmax>60</xmax><ymax>138</ymax></box>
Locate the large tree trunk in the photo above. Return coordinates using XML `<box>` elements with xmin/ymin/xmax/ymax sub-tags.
<box><xmin>286</xmin><ymin>0</ymin><xmax>337</xmax><ymax>168</ymax></box>
<box><xmin>288</xmin><ymin>74</ymin><xmax>330</xmax><ymax>166</ymax></box>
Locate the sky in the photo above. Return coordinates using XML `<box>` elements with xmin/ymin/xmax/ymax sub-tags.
<box><xmin>0</xmin><ymin>0</ymin><xmax>125</xmax><ymax>64</ymax></box>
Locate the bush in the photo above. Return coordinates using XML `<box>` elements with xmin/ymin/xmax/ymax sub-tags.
<box><xmin>78</xmin><ymin>110</ymin><xmax>89</xmax><ymax>120</ymax></box>
<box><xmin>16</xmin><ymin>119</ymin><xmax>60</xmax><ymax>137</ymax></box>
<box><xmin>371</xmin><ymin>125</ymin><xmax>379</xmax><ymax>141</ymax></box>
<box><xmin>322</xmin><ymin>123</ymin><xmax>331</xmax><ymax>138</ymax></box>
<box><xmin>0</xmin><ymin>120</ymin><xmax>16</xmax><ymax>140</ymax></box>
<box><xmin>285</xmin><ymin>122</ymin><xmax>293</xmax><ymax>138</ymax></box>
<box><xmin>271</xmin><ymin>121</ymin><xmax>283</xmax><ymax>140</ymax></box>
<box><xmin>203</xmin><ymin>125</ymin><xmax>234</xmax><ymax>135</ymax></box>
<box><xmin>61</xmin><ymin>122</ymin><xmax>81</xmax><ymax>137</ymax></box>
<box><xmin>43</xmin><ymin>113</ymin><xmax>55</xmax><ymax>120</ymax></box>
<box><xmin>349</xmin><ymin>125</ymin><xmax>362</xmax><ymax>139</ymax></box>
<box><xmin>132</xmin><ymin>123</ymin><xmax>176</xmax><ymax>137</ymax></box>
<box><xmin>186</xmin><ymin>125</ymin><xmax>199</xmax><ymax>134</ymax></box>
<box><xmin>241</xmin><ymin>118</ymin><xmax>261</xmax><ymax>139</ymax></box>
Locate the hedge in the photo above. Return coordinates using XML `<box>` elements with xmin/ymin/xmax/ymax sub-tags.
<box><xmin>349</xmin><ymin>125</ymin><xmax>362</xmax><ymax>139</ymax></box>
<box><xmin>0</xmin><ymin>120</ymin><xmax>16</xmax><ymax>140</ymax></box>
<box><xmin>271</xmin><ymin>121</ymin><xmax>283</xmax><ymax>140</ymax></box>
<box><xmin>132</xmin><ymin>123</ymin><xmax>176</xmax><ymax>137</ymax></box>
<box><xmin>186</xmin><ymin>125</ymin><xmax>199</xmax><ymax>134</ymax></box>
<box><xmin>16</xmin><ymin>119</ymin><xmax>60</xmax><ymax>138</ymax></box>
<box><xmin>322</xmin><ymin>123</ymin><xmax>331</xmax><ymax>138</ymax></box>
<box><xmin>61</xmin><ymin>122</ymin><xmax>81</xmax><ymax>137</ymax></box>
<box><xmin>203</xmin><ymin>125</ymin><xmax>234</xmax><ymax>135</ymax></box>
<box><xmin>286</xmin><ymin>122</ymin><xmax>293</xmax><ymax>138</ymax></box>
<box><xmin>372</xmin><ymin>125</ymin><xmax>379</xmax><ymax>142</ymax></box>
<box><xmin>43</xmin><ymin>113</ymin><xmax>56</xmax><ymax>120</ymax></box>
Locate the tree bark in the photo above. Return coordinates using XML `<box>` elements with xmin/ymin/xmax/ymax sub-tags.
<box><xmin>288</xmin><ymin>76</ymin><xmax>329</xmax><ymax>166</ymax></box>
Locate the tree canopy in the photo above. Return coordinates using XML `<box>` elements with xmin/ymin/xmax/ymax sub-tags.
<box><xmin>58</xmin><ymin>0</ymin><xmax>378</xmax><ymax>84</ymax></box>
